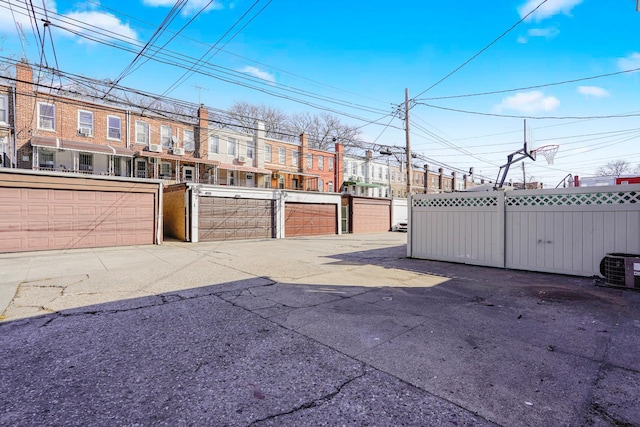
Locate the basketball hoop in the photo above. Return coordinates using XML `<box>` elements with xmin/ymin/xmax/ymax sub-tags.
<box><xmin>532</xmin><ymin>144</ymin><xmax>559</xmax><ymax>165</ymax></box>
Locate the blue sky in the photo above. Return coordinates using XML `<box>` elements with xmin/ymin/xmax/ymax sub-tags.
<box><xmin>1</xmin><ymin>0</ymin><xmax>640</xmax><ymax>187</ymax></box>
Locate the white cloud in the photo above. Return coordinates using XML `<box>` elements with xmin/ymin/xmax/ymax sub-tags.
<box><xmin>577</xmin><ymin>86</ymin><xmax>610</xmax><ymax>98</ymax></box>
<box><xmin>618</xmin><ymin>52</ymin><xmax>640</xmax><ymax>71</ymax></box>
<box><xmin>495</xmin><ymin>91</ymin><xmax>560</xmax><ymax>114</ymax></box>
<box><xmin>518</xmin><ymin>0</ymin><xmax>583</xmax><ymax>22</ymax></box>
<box><xmin>239</xmin><ymin>66</ymin><xmax>275</xmax><ymax>84</ymax></box>
<box><xmin>142</xmin><ymin>0</ymin><xmax>223</xmax><ymax>16</ymax></box>
<box><xmin>528</xmin><ymin>27</ymin><xmax>560</xmax><ymax>38</ymax></box>
<box><xmin>62</xmin><ymin>11</ymin><xmax>137</xmax><ymax>41</ymax></box>
<box><xmin>517</xmin><ymin>26</ymin><xmax>560</xmax><ymax>43</ymax></box>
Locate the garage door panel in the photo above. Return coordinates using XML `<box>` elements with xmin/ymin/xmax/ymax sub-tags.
<box><xmin>352</xmin><ymin>199</ymin><xmax>391</xmax><ymax>233</ymax></box>
<box><xmin>285</xmin><ymin>203</ymin><xmax>336</xmax><ymax>237</ymax></box>
<box><xmin>199</xmin><ymin>197</ymin><xmax>274</xmax><ymax>241</ymax></box>
<box><xmin>0</xmin><ymin>187</ymin><xmax>156</xmax><ymax>253</ymax></box>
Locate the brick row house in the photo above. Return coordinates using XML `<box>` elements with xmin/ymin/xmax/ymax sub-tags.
<box><xmin>2</xmin><ymin>60</ymin><xmax>348</xmax><ymax>192</ymax></box>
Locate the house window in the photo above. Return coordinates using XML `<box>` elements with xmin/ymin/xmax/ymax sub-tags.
<box><xmin>307</xmin><ymin>154</ymin><xmax>313</xmax><ymax>169</ymax></box>
<box><xmin>318</xmin><ymin>179</ymin><xmax>324</xmax><ymax>192</ymax></box>
<box><xmin>79</xmin><ymin>153</ymin><xmax>93</xmax><ymax>172</ymax></box>
<box><xmin>292</xmin><ymin>151</ymin><xmax>299</xmax><ymax>166</ymax></box>
<box><xmin>135</xmin><ymin>120</ymin><xmax>149</xmax><ymax>145</ymax></box>
<box><xmin>247</xmin><ymin>141</ymin><xmax>255</xmax><ymax>159</ymax></box>
<box><xmin>328</xmin><ymin>157</ymin><xmax>334</xmax><ymax>171</ymax></box>
<box><xmin>209</xmin><ymin>135</ymin><xmax>219</xmax><ymax>154</ymax></box>
<box><xmin>183</xmin><ymin>166</ymin><xmax>195</xmax><ymax>182</ymax></box>
<box><xmin>265</xmin><ymin>144</ymin><xmax>272</xmax><ymax>162</ymax></box>
<box><xmin>161</xmin><ymin>125</ymin><xmax>172</xmax><ymax>148</ymax></box>
<box><xmin>379</xmin><ymin>167</ymin><xmax>383</xmax><ymax>179</ymax></box>
<box><xmin>160</xmin><ymin>162</ymin><xmax>172</xmax><ymax>178</ymax></box>
<box><xmin>107</xmin><ymin>116</ymin><xmax>121</xmax><ymax>140</ymax></box>
<box><xmin>328</xmin><ymin>181</ymin><xmax>334</xmax><ymax>192</ymax></box>
<box><xmin>278</xmin><ymin>147</ymin><xmax>285</xmax><ymax>164</ymax></box>
<box><xmin>351</xmin><ymin>163</ymin><xmax>356</xmax><ymax>175</ymax></box>
<box><xmin>228</xmin><ymin>137</ymin><xmax>237</xmax><ymax>157</ymax></box>
<box><xmin>39</xmin><ymin>151</ymin><xmax>54</xmax><ymax>169</ymax></box>
<box><xmin>0</xmin><ymin>95</ymin><xmax>8</xmax><ymax>124</ymax></box>
<box><xmin>37</xmin><ymin>102</ymin><xmax>55</xmax><ymax>131</ymax></box>
<box><xmin>318</xmin><ymin>156</ymin><xmax>324</xmax><ymax>171</ymax></box>
<box><xmin>78</xmin><ymin>110</ymin><xmax>93</xmax><ymax>136</ymax></box>
<box><xmin>135</xmin><ymin>159</ymin><xmax>147</xmax><ymax>178</ymax></box>
<box><xmin>184</xmin><ymin>130</ymin><xmax>195</xmax><ymax>152</ymax></box>
<box><xmin>344</xmin><ymin>161</ymin><xmax>349</xmax><ymax>173</ymax></box>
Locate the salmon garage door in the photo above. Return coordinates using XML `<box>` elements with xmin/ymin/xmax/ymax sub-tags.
<box><xmin>0</xmin><ymin>187</ymin><xmax>156</xmax><ymax>253</ymax></box>
<box><xmin>285</xmin><ymin>203</ymin><xmax>336</xmax><ymax>237</ymax></box>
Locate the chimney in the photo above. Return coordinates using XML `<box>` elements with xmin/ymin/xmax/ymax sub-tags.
<box><xmin>196</xmin><ymin>104</ymin><xmax>208</xmax><ymax>158</ymax></box>
<box><xmin>438</xmin><ymin>168</ymin><xmax>444</xmax><ymax>192</ymax></box>
<box><xmin>334</xmin><ymin>141</ymin><xmax>344</xmax><ymax>193</ymax></box>
<box><xmin>15</xmin><ymin>60</ymin><xmax>35</xmax><ymax>169</ymax></box>
<box><xmin>451</xmin><ymin>171</ymin><xmax>457</xmax><ymax>192</ymax></box>
<box><xmin>300</xmin><ymin>133</ymin><xmax>308</xmax><ymax>171</ymax></box>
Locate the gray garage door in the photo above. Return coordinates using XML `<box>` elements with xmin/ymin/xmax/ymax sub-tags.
<box><xmin>198</xmin><ymin>197</ymin><xmax>274</xmax><ymax>241</ymax></box>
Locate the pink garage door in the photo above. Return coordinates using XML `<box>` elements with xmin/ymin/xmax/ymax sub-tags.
<box><xmin>0</xmin><ymin>188</ymin><xmax>156</xmax><ymax>253</ymax></box>
<box><xmin>285</xmin><ymin>203</ymin><xmax>337</xmax><ymax>237</ymax></box>
<box><xmin>352</xmin><ymin>198</ymin><xmax>390</xmax><ymax>233</ymax></box>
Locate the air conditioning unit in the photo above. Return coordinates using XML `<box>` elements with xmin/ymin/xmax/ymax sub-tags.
<box><xmin>601</xmin><ymin>253</ymin><xmax>640</xmax><ymax>289</ymax></box>
<box><xmin>149</xmin><ymin>143</ymin><xmax>162</xmax><ymax>153</ymax></box>
<box><xmin>78</xmin><ymin>127</ymin><xmax>91</xmax><ymax>136</ymax></box>
<box><xmin>173</xmin><ymin>147</ymin><xmax>185</xmax><ymax>156</ymax></box>
<box><xmin>238</xmin><ymin>156</ymin><xmax>246</xmax><ymax>163</ymax></box>
<box><xmin>273</xmin><ymin>173</ymin><xmax>280</xmax><ymax>179</ymax></box>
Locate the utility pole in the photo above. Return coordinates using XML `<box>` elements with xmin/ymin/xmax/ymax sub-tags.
<box><xmin>405</xmin><ymin>88</ymin><xmax>412</xmax><ymax>196</ymax></box>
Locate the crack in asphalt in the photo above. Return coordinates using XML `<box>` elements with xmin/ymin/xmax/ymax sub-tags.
<box><xmin>247</xmin><ymin>371</ymin><xmax>367</xmax><ymax>426</ymax></box>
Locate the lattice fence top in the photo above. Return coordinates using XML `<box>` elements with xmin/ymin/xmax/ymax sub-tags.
<box><xmin>506</xmin><ymin>191</ymin><xmax>640</xmax><ymax>207</ymax></box>
<box><xmin>413</xmin><ymin>196</ymin><xmax>499</xmax><ymax>208</ymax></box>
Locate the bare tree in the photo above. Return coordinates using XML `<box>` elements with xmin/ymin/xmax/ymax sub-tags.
<box><xmin>596</xmin><ymin>160</ymin><xmax>631</xmax><ymax>177</ymax></box>
<box><xmin>635</xmin><ymin>164</ymin><xmax>640</xmax><ymax>175</ymax></box>
<box><xmin>287</xmin><ymin>111</ymin><xmax>361</xmax><ymax>151</ymax></box>
<box><xmin>226</xmin><ymin>102</ymin><xmax>290</xmax><ymax>139</ymax></box>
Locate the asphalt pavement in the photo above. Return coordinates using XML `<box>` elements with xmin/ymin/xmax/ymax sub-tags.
<box><xmin>1</xmin><ymin>232</ymin><xmax>639</xmax><ymax>426</ymax></box>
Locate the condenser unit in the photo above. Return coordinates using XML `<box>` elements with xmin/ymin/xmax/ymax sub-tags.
<box><xmin>601</xmin><ymin>253</ymin><xmax>640</xmax><ymax>289</ymax></box>
<box><xmin>148</xmin><ymin>143</ymin><xmax>162</xmax><ymax>153</ymax></box>
<box><xmin>172</xmin><ymin>147</ymin><xmax>185</xmax><ymax>156</ymax></box>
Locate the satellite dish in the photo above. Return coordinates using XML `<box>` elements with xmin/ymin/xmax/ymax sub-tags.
<box><xmin>171</xmin><ymin>135</ymin><xmax>179</xmax><ymax>144</ymax></box>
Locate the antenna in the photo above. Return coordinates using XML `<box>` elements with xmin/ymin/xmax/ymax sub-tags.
<box><xmin>192</xmin><ymin>85</ymin><xmax>208</xmax><ymax>104</ymax></box>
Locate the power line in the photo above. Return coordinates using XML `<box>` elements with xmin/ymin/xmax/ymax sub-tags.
<box><xmin>412</xmin><ymin>0</ymin><xmax>550</xmax><ymax>100</ymax></box>
<box><xmin>416</xmin><ymin>67</ymin><xmax>640</xmax><ymax>101</ymax></box>
<box><xmin>417</xmin><ymin>102</ymin><xmax>640</xmax><ymax>120</ymax></box>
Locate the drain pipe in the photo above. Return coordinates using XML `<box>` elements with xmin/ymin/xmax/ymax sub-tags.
<box><xmin>11</xmin><ymin>86</ymin><xmax>18</xmax><ymax>167</ymax></box>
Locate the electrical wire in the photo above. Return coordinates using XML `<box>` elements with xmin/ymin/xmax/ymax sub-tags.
<box><xmin>412</xmin><ymin>0</ymin><xmax>550</xmax><ymax>100</ymax></box>
<box><xmin>417</xmin><ymin>102</ymin><xmax>640</xmax><ymax>120</ymax></box>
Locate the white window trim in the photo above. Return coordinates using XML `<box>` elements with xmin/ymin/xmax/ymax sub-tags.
<box><xmin>78</xmin><ymin>110</ymin><xmax>94</xmax><ymax>137</ymax></box>
<box><xmin>184</xmin><ymin>129</ymin><xmax>195</xmax><ymax>152</ymax></box>
<box><xmin>161</xmin><ymin>125</ymin><xmax>172</xmax><ymax>148</ymax></box>
<box><xmin>107</xmin><ymin>115</ymin><xmax>121</xmax><ymax>141</ymax></box>
<box><xmin>37</xmin><ymin>102</ymin><xmax>55</xmax><ymax>131</ymax></box>
<box><xmin>135</xmin><ymin>120</ymin><xmax>149</xmax><ymax>145</ymax></box>
<box><xmin>265</xmin><ymin>144</ymin><xmax>272</xmax><ymax>162</ymax></box>
<box><xmin>278</xmin><ymin>147</ymin><xmax>286</xmax><ymax>164</ymax></box>
<box><xmin>0</xmin><ymin>95</ymin><xmax>8</xmax><ymax>125</ymax></box>
<box><xmin>209</xmin><ymin>134</ymin><xmax>219</xmax><ymax>154</ymax></box>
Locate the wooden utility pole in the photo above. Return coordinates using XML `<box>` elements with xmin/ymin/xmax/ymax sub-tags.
<box><xmin>405</xmin><ymin>88</ymin><xmax>412</xmax><ymax>196</ymax></box>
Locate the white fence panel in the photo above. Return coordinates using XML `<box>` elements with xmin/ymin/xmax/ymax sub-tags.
<box><xmin>409</xmin><ymin>192</ymin><xmax>505</xmax><ymax>268</ymax></box>
<box><xmin>505</xmin><ymin>186</ymin><xmax>640</xmax><ymax>276</ymax></box>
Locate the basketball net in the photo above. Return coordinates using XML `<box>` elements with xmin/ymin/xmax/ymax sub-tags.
<box><xmin>533</xmin><ymin>145</ymin><xmax>559</xmax><ymax>165</ymax></box>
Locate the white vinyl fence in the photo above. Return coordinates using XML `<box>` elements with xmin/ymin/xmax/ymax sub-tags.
<box><xmin>408</xmin><ymin>185</ymin><xmax>640</xmax><ymax>277</ymax></box>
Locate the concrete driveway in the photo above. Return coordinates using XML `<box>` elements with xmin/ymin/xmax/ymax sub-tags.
<box><xmin>1</xmin><ymin>233</ymin><xmax>638</xmax><ymax>426</ymax></box>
